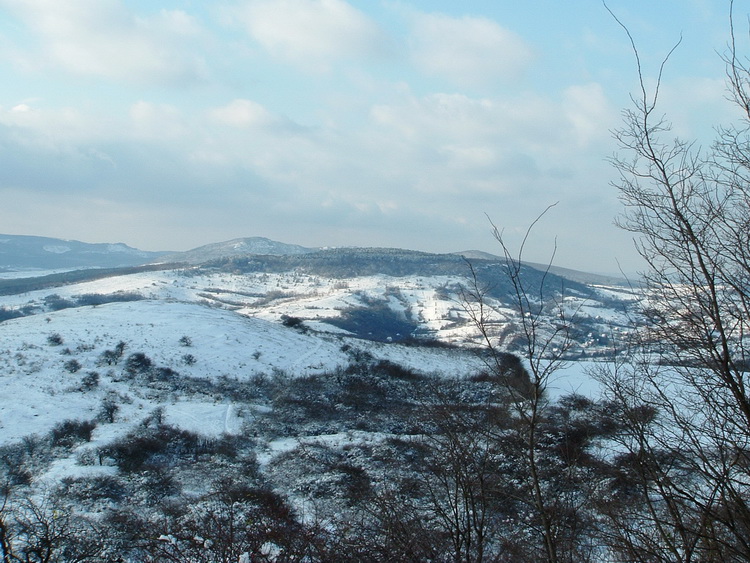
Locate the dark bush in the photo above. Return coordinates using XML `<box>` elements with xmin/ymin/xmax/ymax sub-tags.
<box><xmin>101</xmin><ymin>341</ymin><xmax>127</xmax><ymax>366</ymax></box>
<box><xmin>44</xmin><ymin>294</ymin><xmax>75</xmax><ymax>311</ymax></box>
<box><xmin>281</xmin><ymin>315</ymin><xmax>304</xmax><ymax>328</ymax></box>
<box><xmin>47</xmin><ymin>333</ymin><xmax>64</xmax><ymax>346</ymax></box>
<box><xmin>372</xmin><ymin>359</ymin><xmax>423</xmax><ymax>380</ymax></box>
<box><xmin>51</xmin><ymin>419</ymin><xmax>96</xmax><ymax>448</ymax></box>
<box><xmin>102</xmin><ymin>425</ymin><xmax>206</xmax><ymax>473</ymax></box>
<box><xmin>341</xmin><ymin>373</ymin><xmax>389</xmax><ymax>409</ymax></box>
<box><xmin>272</xmin><ymin>374</ymin><xmax>338</xmax><ymax>422</ymax></box>
<box><xmin>100</xmin><ymin>350</ymin><xmax>119</xmax><ymax>366</ymax></box>
<box><xmin>469</xmin><ymin>352</ymin><xmax>532</xmax><ymax>397</ymax></box>
<box><xmin>142</xmin><ymin>466</ymin><xmax>181</xmax><ymax>501</ymax></box>
<box><xmin>0</xmin><ymin>444</ymin><xmax>34</xmax><ymax>485</ymax></box>
<box><xmin>75</xmin><ymin>292</ymin><xmax>144</xmax><ymax>306</ymax></box>
<box><xmin>124</xmin><ymin>352</ymin><xmax>152</xmax><ymax>376</ymax></box>
<box><xmin>0</xmin><ymin>307</ymin><xmax>23</xmax><ymax>322</ymax></box>
<box><xmin>60</xmin><ymin>475</ymin><xmax>127</xmax><ymax>503</ymax></box>
<box><xmin>152</xmin><ymin>367</ymin><xmax>180</xmax><ymax>383</ymax></box>
<box><xmin>64</xmin><ymin>359</ymin><xmax>82</xmax><ymax>373</ymax></box>
<box><xmin>80</xmin><ymin>371</ymin><xmax>100</xmax><ymax>391</ymax></box>
<box><xmin>97</xmin><ymin>399</ymin><xmax>119</xmax><ymax>423</ymax></box>
<box><xmin>334</xmin><ymin>462</ymin><xmax>372</xmax><ymax>504</ymax></box>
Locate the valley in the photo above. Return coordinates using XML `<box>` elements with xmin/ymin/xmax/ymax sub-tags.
<box><xmin>0</xmin><ymin>235</ymin><xmax>641</xmax><ymax>561</ymax></box>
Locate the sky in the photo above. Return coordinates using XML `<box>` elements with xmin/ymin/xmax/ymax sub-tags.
<box><xmin>0</xmin><ymin>0</ymin><xmax>744</xmax><ymax>274</ymax></box>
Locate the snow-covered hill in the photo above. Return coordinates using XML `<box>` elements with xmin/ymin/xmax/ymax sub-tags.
<box><xmin>0</xmin><ymin>254</ymin><xmax>636</xmax><ymax>453</ymax></box>
<box><xmin>0</xmin><ymin>289</ymin><xmax>489</xmax><ymax>436</ymax></box>
<box><xmin>0</xmin><ymin>251</ymin><xmax>635</xmax><ymax>449</ymax></box>
<box><xmin>153</xmin><ymin>236</ymin><xmax>315</xmax><ymax>265</ymax></box>
<box><xmin>0</xmin><ymin>241</ymin><xmax>638</xmax><ymax>560</ymax></box>
<box><xmin>0</xmin><ymin>234</ymin><xmax>167</xmax><ymax>271</ymax></box>
<box><xmin>0</xmin><ymin>263</ymin><xmax>637</xmax><ymax>349</ymax></box>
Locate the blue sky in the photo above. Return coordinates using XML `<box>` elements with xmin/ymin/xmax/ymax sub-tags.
<box><xmin>0</xmin><ymin>0</ymin><xmax>742</xmax><ymax>273</ymax></box>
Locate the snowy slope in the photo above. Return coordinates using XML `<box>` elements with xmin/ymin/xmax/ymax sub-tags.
<box><xmin>0</xmin><ymin>262</ymin><xmax>634</xmax><ymax>548</ymax></box>
<box><xmin>0</xmin><ymin>300</ymin><xmax>339</xmax><ymax>442</ymax></box>
<box><xmin>0</xmin><ymin>297</ymin><xmax>486</xmax><ymax>446</ymax></box>
<box><xmin>0</xmin><ymin>258</ymin><xmax>637</xmax><ymax>474</ymax></box>
<box><xmin>0</xmin><ymin>265</ymin><xmax>639</xmax><ymax>353</ymax></box>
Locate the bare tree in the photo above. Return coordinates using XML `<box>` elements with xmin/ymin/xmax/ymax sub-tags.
<box><xmin>600</xmin><ymin>2</ymin><xmax>750</xmax><ymax>560</ymax></box>
<box><xmin>0</xmin><ymin>485</ymin><xmax>12</xmax><ymax>563</ymax></box>
<box><xmin>0</xmin><ymin>491</ymin><xmax>104</xmax><ymax>563</ymax></box>
<box><xmin>420</xmin><ymin>391</ymin><xmax>508</xmax><ymax>563</ymax></box>
<box><xmin>459</xmin><ymin>209</ymin><xmax>594</xmax><ymax>563</ymax></box>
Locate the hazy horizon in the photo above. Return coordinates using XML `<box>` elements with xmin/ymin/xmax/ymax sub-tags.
<box><xmin>0</xmin><ymin>0</ymin><xmax>740</xmax><ymax>274</ymax></box>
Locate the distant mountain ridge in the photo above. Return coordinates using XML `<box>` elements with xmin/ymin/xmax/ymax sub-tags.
<box><xmin>0</xmin><ymin>234</ymin><xmax>167</xmax><ymax>271</ymax></box>
<box><xmin>0</xmin><ymin>233</ymin><xmax>628</xmax><ymax>286</ymax></box>
<box><xmin>154</xmin><ymin>237</ymin><xmax>315</xmax><ymax>265</ymax></box>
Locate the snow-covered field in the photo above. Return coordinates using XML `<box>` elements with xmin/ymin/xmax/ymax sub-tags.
<box><xmin>2</xmin><ymin>266</ymin><xmax>638</xmax><ymax>346</ymax></box>
<box><xmin>0</xmin><ymin>262</ymin><xmax>650</xmax><ymax>563</ymax></box>
<box><xmin>0</xmin><ymin>295</ymin><xmax>489</xmax><ymax>446</ymax></box>
<box><xmin>0</xmin><ymin>301</ymin><xmax>322</xmax><ymax>442</ymax></box>
<box><xmin>0</xmin><ymin>264</ymin><xmax>632</xmax><ymax>503</ymax></box>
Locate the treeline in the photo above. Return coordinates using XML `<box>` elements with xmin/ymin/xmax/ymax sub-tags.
<box><xmin>0</xmin><ymin>291</ymin><xmax>146</xmax><ymax>323</ymax></box>
<box><xmin>0</xmin><ymin>263</ymin><xmax>180</xmax><ymax>297</ymax></box>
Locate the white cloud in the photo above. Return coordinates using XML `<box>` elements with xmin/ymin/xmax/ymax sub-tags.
<box><xmin>208</xmin><ymin>99</ymin><xmax>276</xmax><ymax>128</ymax></box>
<box><xmin>562</xmin><ymin>83</ymin><xmax>616</xmax><ymax>147</ymax></box>
<box><xmin>1</xmin><ymin>99</ymin><xmax>191</xmax><ymax>146</ymax></box>
<box><xmin>0</xmin><ymin>0</ymin><xmax>208</xmax><ymax>85</ymax></box>
<box><xmin>409</xmin><ymin>12</ymin><xmax>534</xmax><ymax>87</ymax></box>
<box><xmin>0</xmin><ymin>102</ymin><xmax>109</xmax><ymax>149</ymax></box>
<box><xmin>369</xmin><ymin>91</ymin><xmax>564</xmax><ymax>164</ymax></box>
<box><xmin>229</xmin><ymin>0</ymin><xmax>387</xmax><ymax>71</ymax></box>
<box><xmin>657</xmin><ymin>77</ymin><xmax>732</xmax><ymax>139</ymax></box>
<box><xmin>129</xmin><ymin>101</ymin><xmax>187</xmax><ymax>140</ymax></box>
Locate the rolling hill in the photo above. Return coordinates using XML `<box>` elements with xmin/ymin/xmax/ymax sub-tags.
<box><xmin>0</xmin><ymin>233</ymin><xmax>636</xmax><ymax>560</ymax></box>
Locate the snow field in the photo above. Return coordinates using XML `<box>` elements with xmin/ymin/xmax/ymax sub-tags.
<box><xmin>0</xmin><ymin>266</ymin><xmax>636</xmax><ymax>502</ymax></box>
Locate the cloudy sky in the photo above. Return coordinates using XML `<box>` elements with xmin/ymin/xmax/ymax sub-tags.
<box><xmin>0</xmin><ymin>0</ymin><xmax>742</xmax><ymax>273</ymax></box>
